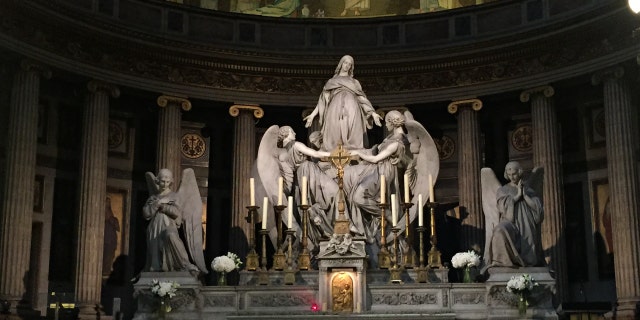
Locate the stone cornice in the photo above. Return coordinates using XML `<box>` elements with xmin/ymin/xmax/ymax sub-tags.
<box><xmin>0</xmin><ymin>0</ymin><xmax>638</xmax><ymax>106</ymax></box>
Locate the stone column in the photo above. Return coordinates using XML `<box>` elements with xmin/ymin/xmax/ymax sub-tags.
<box><xmin>520</xmin><ymin>85</ymin><xmax>568</xmax><ymax>302</ymax></box>
<box><xmin>228</xmin><ymin>105</ymin><xmax>263</xmax><ymax>259</ymax></box>
<box><xmin>0</xmin><ymin>60</ymin><xmax>50</xmax><ymax>314</ymax></box>
<box><xmin>448</xmin><ymin>99</ymin><xmax>484</xmax><ymax>251</ymax></box>
<box><xmin>592</xmin><ymin>67</ymin><xmax>640</xmax><ymax>320</ymax></box>
<box><xmin>156</xmin><ymin>95</ymin><xmax>191</xmax><ymax>182</ymax></box>
<box><xmin>74</xmin><ymin>81</ymin><xmax>119</xmax><ymax>319</ymax></box>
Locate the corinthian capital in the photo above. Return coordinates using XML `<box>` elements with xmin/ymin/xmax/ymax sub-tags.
<box><xmin>520</xmin><ymin>85</ymin><xmax>554</xmax><ymax>102</ymax></box>
<box><xmin>229</xmin><ymin>104</ymin><xmax>264</xmax><ymax>119</ymax></box>
<box><xmin>20</xmin><ymin>59</ymin><xmax>52</xmax><ymax>79</ymax></box>
<box><xmin>157</xmin><ymin>94</ymin><xmax>191</xmax><ymax>111</ymax></box>
<box><xmin>87</xmin><ymin>80</ymin><xmax>120</xmax><ymax>98</ymax></box>
<box><xmin>447</xmin><ymin>98</ymin><xmax>482</xmax><ymax>114</ymax></box>
<box><xmin>591</xmin><ymin>66</ymin><xmax>625</xmax><ymax>86</ymax></box>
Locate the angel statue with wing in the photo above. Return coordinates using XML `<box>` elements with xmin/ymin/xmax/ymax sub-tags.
<box><xmin>143</xmin><ymin>168</ymin><xmax>208</xmax><ymax>277</ymax></box>
<box><xmin>348</xmin><ymin>110</ymin><xmax>439</xmax><ymax>251</ymax></box>
<box><xmin>481</xmin><ymin>161</ymin><xmax>545</xmax><ymax>272</ymax></box>
<box><xmin>253</xmin><ymin>126</ymin><xmax>335</xmax><ymax>254</ymax></box>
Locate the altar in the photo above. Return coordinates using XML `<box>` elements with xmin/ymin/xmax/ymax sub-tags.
<box><xmin>133</xmin><ymin>57</ymin><xmax>559</xmax><ymax>320</ymax></box>
<box><xmin>132</xmin><ymin>267</ymin><xmax>556</xmax><ymax>319</ymax></box>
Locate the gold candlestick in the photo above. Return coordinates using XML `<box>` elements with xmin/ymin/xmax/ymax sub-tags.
<box><xmin>389</xmin><ymin>226</ymin><xmax>403</xmax><ymax>284</ymax></box>
<box><xmin>427</xmin><ymin>202</ymin><xmax>442</xmax><ymax>268</ymax></box>
<box><xmin>272</xmin><ymin>204</ymin><xmax>287</xmax><ymax>270</ymax></box>
<box><xmin>245</xmin><ymin>205</ymin><xmax>260</xmax><ymax>271</ymax></box>
<box><xmin>401</xmin><ymin>202</ymin><xmax>416</xmax><ymax>268</ymax></box>
<box><xmin>284</xmin><ymin>228</ymin><xmax>296</xmax><ymax>285</ymax></box>
<box><xmin>416</xmin><ymin>226</ymin><xmax>428</xmax><ymax>283</ymax></box>
<box><xmin>258</xmin><ymin>229</ymin><xmax>269</xmax><ymax>285</ymax></box>
<box><xmin>297</xmin><ymin>204</ymin><xmax>311</xmax><ymax>270</ymax></box>
<box><xmin>377</xmin><ymin>203</ymin><xmax>391</xmax><ymax>269</ymax></box>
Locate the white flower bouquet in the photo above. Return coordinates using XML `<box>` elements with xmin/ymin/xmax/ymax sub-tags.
<box><xmin>451</xmin><ymin>250</ymin><xmax>481</xmax><ymax>269</ymax></box>
<box><xmin>151</xmin><ymin>279</ymin><xmax>179</xmax><ymax>298</ymax></box>
<box><xmin>211</xmin><ymin>252</ymin><xmax>242</xmax><ymax>273</ymax></box>
<box><xmin>506</xmin><ymin>273</ymin><xmax>538</xmax><ymax>295</ymax></box>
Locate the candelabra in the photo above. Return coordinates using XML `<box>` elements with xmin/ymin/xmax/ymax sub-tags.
<box><xmin>297</xmin><ymin>204</ymin><xmax>311</xmax><ymax>270</ymax></box>
<box><xmin>272</xmin><ymin>205</ymin><xmax>287</xmax><ymax>270</ymax></box>
<box><xmin>258</xmin><ymin>229</ymin><xmax>269</xmax><ymax>285</ymax></box>
<box><xmin>284</xmin><ymin>228</ymin><xmax>296</xmax><ymax>285</ymax></box>
<box><xmin>389</xmin><ymin>226</ymin><xmax>403</xmax><ymax>283</ymax></box>
<box><xmin>245</xmin><ymin>205</ymin><xmax>260</xmax><ymax>271</ymax></box>
<box><xmin>377</xmin><ymin>203</ymin><xmax>391</xmax><ymax>269</ymax></box>
<box><xmin>427</xmin><ymin>202</ymin><xmax>442</xmax><ymax>268</ymax></box>
<box><xmin>401</xmin><ymin>202</ymin><xmax>416</xmax><ymax>268</ymax></box>
<box><xmin>416</xmin><ymin>226</ymin><xmax>428</xmax><ymax>283</ymax></box>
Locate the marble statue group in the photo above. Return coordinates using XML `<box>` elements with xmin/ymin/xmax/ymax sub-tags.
<box><xmin>142</xmin><ymin>55</ymin><xmax>545</xmax><ymax>277</ymax></box>
<box><xmin>254</xmin><ymin>55</ymin><xmax>440</xmax><ymax>267</ymax></box>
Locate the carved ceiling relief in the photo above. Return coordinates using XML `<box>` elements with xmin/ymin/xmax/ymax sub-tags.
<box><xmin>0</xmin><ymin>1</ymin><xmax>634</xmax><ymax>96</ymax></box>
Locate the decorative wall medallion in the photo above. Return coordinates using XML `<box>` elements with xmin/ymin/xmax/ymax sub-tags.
<box><xmin>511</xmin><ymin>124</ymin><xmax>533</xmax><ymax>152</ymax></box>
<box><xmin>181</xmin><ymin>133</ymin><xmax>206</xmax><ymax>159</ymax></box>
<box><xmin>434</xmin><ymin>135</ymin><xmax>455</xmax><ymax>160</ymax></box>
<box><xmin>108</xmin><ymin>120</ymin><xmax>124</xmax><ymax>150</ymax></box>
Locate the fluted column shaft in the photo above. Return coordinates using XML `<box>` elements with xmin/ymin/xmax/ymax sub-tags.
<box><xmin>156</xmin><ymin>95</ymin><xmax>191</xmax><ymax>180</ymax></box>
<box><xmin>0</xmin><ymin>61</ymin><xmax>49</xmax><ymax>312</ymax></box>
<box><xmin>74</xmin><ymin>81</ymin><xmax>119</xmax><ymax>319</ymax></box>
<box><xmin>522</xmin><ymin>86</ymin><xmax>568</xmax><ymax>302</ymax></box>
<box><xmin>229</xmin><ymin>105</ymin><xmax>263</xmax><ymax>259</ymax></box>
<box><xmin>593</xmin><ymin>67</ymin><xmax>640</xmax><ymax>318</ymax></box>
<box><xmin>448</xmin><ymin>99</ymin><xmax>484</xmax><ymax>251</ymax></box>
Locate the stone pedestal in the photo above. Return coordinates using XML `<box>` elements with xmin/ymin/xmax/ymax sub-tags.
<box><xmin>485</xmin><ymin>267</ymin><xmax>558</xmax><ymax>319</ymax></box>
<box><xmin>132</xmin><ymin>272</ymin><xmax>202</xmax><ymax>320</ymax></box>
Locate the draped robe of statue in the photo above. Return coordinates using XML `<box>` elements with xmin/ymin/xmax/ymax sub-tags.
<box><xmin>343</xmin><ymin>131</ymin><xmax>411</xmax><ymax>243</ymax></box>
<box><xmin>282</xmin><ymin>140</ymin><xmax>336</xmax><ymax>248</ymax></box>
<box><xmin>143</xmin><ymin>191</ymin><xmax>199</xmax><ymax>273</ymax></box>
<box><xmin>314</xmin><ymin>76</ymin><xmax>377</xmax><ymax>151</ymax></box>
<box><xmin>485</xmin><ymin>183</ymin><xmax>544</xmax><ymax>268</ymax></box>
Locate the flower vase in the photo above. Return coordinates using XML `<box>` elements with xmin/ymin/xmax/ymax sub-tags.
<box><xmin>158</xmin><ymin>297</ymin><xmax>171</xmax><ymax>319</ymax></box>
<box><xmin>518</xmin><ymin>293</ymin><xmax>528</xmax><ymax>317</ymax></box>
<box><xmin>462</xmin><ymin>266</ymin><xmax>472</xmax><ymax>283</ymax></box>
<box><xmin>217</xmin><ymin>271</ymin><xmax>227</xmax><ymax>286</ymax></box>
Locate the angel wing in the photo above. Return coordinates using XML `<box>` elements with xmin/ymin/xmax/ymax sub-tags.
<box><xmin>254</xmin><ymin>125</ymin><xmax>292</xmax><ymax>246</ymax></box>
<box><xmin>481</xmin><ymin>167</ymin><xmax>501</xmax><ymax>263</ymax></box>
<box><xmin>526</xmin><ymin>166</ymin><xmax>544</xmax><ymax>204</ymax></box>
<box><xmin>397</xmin><ymin>114</ymin><xmax>439</xmax><ymax>235</ymax></box>
<box><xmin>145</xmin><ymin>172</ymin><xmax>159</xmax><ymax>195</ymax></box>
<box><xmin>176</xmin><ymin>168</ymin><xmax>208</xmax><ymax>274</ymax></box>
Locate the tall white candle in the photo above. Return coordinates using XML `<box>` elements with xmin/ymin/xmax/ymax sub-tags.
<box><xmin>391</xmin><ymin>194</ymin><xmax>397</xmax><ymax>227</ymax></box>
<box><xmin>429</xmin><ymin>174</ymin><xmax>435</xmax><ymax>202</ymax></box>
<box><xmin>301</xmin><ymin>176</ymin><xmax>308</xmax><ymax>205</ymax></box>
<box><xmin>287</xmin><ymin>196</ymin><xmax>293</xmax><ymax>227</ymax></box>
<box><xmin>261</xmin><ymin>197</ymin><xmax>268</xmax><ymax>229</ymax></box>
<box><xmin>404</xmin><ymin>173</ymin><xmax>410</xmax><ymax>203</ymax></box>
<box><xmin>418</xmin><ymin>194</ymin><xmax>424</xmax><ymax>227</ymax></box>
<box><xmin>250</xmin><ymin>178</ymin><xmax>255</xmax><ymax>206</ymax></box>
<box><xmin>380</xmin><ymin>175</ymin><xmax>386</xmax><ymax>204</ymax></box>
<box><xmin>278</xmin><ymin>177</ymin><xmax>284</xmax><ymax>205</ymax></box>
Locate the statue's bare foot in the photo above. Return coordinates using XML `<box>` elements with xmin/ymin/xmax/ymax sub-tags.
<box><xmin>341</xmin><ymin>9</ymin><xmax>347</xmax><ymax>16</ymax></box>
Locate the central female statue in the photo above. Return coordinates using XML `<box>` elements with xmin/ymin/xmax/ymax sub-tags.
<box><xmin>304</xmin><ymin>55</ymin><xmax>382</xmax><ymax>152</ymax></box>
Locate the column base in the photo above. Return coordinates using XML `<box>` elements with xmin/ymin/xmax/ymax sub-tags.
<box><xmin>604</xmin><ymin>298</ymin><xmax>640</xmax><ymax>320</ymax></box>
<box><xmin>0</xmin><ymin>299</ymin><xmax>38</xmax><ymax>320</ymax></box>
